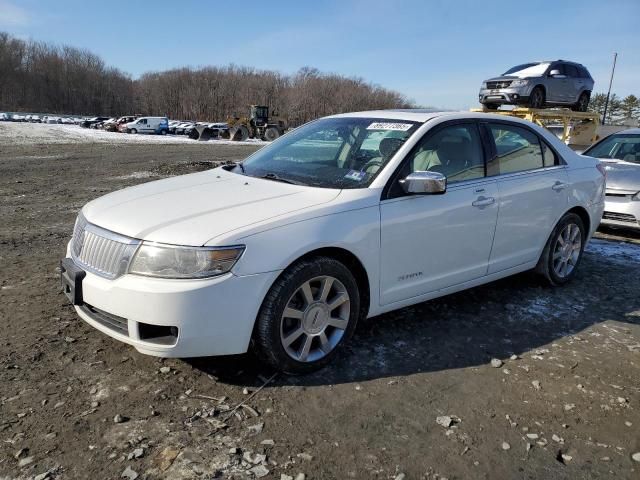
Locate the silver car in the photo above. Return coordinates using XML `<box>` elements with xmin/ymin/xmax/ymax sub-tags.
<box><xmin>583</xmin><ymin>129</ymin><xmax>640</xmax><ymax>230</ymax></box>
<box><xmin>479</xmin><ymin>60</ymin><xmax>594</xmax><ymax>111</ymax></box>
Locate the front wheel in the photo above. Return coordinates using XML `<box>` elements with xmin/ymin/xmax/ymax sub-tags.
<box><xmin>130</xmin><ymin>128</ymin><xmax>137</xmax><ymax>134</ymax></box>
<box><xmin>535</xmin><ymin>213</ymin><xmax>585</xmax><ymax>286</ymax></box>
<box><xmin>528</xmin><ymin>87</ymin><xmax>545</xmax><ymax>109</ymax></box>
<box><xmin>253</xmin><ymin>257</ymin><xmax>360</xmax><ymax>374</ymax></box>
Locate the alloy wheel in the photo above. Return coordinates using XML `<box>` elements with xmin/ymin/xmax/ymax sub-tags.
<box><xmin>552</xmin><ymin>223</ymin><xmax>582</xmax><ymax>278</ymax></box>
<box><xmin>280</xmin><ymin>275</ymin><xmax>350</xmax><ymax>363</ymax></box>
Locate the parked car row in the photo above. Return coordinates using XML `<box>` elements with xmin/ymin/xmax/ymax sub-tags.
<box><xmin>1</xmin><ymin>111</ymin><xmax>238</xmax><ymax>141</ymax></box>
<box><xmin>168</xmin><ymin>120</ymin><xmax>229</xmax><ymax>138</ymax></box>
<box><xmin>0</xmin><ymin>112</ymin><xmax>84</xmax><ymax>124</ymax></box>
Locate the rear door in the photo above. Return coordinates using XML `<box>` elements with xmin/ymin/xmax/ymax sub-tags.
<box><xmin>563</xmin><ymin>64</ymin><xmax>582</xmax><ymax>103</ymax></box>
<box><xmin>379</xmin><ymin>121</ymin><xmax>499</xmax><ymax>305</ymax></box>
<box><xmin>483</xmin><ymin>121</ymin><xmax>569</xmax><ymax>273</ymax></box>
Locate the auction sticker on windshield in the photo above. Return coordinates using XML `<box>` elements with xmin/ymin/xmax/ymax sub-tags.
<box><xmin>344</xmin><ymin>170</ymin><xmax>367</xmax><ymax>181</ymax></box>
<box><xmin>366</xmin><ymin>122</ymin><xmax>413</xmax><ymax>131</ymax></box>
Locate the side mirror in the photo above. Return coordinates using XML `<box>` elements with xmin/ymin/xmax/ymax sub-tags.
<box><xmin>399</xmin><ymin>171</ymin><xmax>447</xmax><ymax>195</ymax></box>
<box><xmin>549</xmin><ymin>69</ymin><xmax>565</xmax><ymax>78</ymax></box>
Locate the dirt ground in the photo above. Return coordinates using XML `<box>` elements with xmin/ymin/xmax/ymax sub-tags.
<box><xmin>1</xmin><ymin>124</ymin><xmax>639</xmax><ymax>480</ymax></box>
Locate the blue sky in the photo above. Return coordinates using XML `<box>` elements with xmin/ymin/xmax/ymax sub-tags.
<box><xmin>1</xmin><ymin>0</ymin><xmax>638</xmax><ymax>109</ymax></box>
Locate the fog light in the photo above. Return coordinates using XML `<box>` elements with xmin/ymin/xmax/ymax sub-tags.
<box><xmin>512</xmin><ymin>94</ymin><xmax>519</xmax><ymax>99</ymax></box>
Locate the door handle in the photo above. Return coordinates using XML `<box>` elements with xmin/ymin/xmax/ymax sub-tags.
<box><xmin>552</xmin><ymin>181</ymin><xmax>569</xmax><ymax>191</ymax></box>
<box><xmin>472</xmin><ymin>196</ymin><xmax>495</xmax><ymax>208</ymax></box>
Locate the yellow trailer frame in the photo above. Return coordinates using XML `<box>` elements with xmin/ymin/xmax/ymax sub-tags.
<box><xmin>470</xmin><ymin>107</ymin><xmax>600</xmax><ymax>147</ymax></box>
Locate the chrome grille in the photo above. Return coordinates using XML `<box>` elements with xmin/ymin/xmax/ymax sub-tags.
<box><xmin>70</xmin><ymin>214</ymin><xmax>140</xmax><ymax>279</ymax></box>
<box><xmin>486</xmin><ymin>81</ymin><xmax>512</xmax><ymax>89</ymax></box>
<box><xmin>602</xmin><ymin>211</ymin><xmax>637</xmax><ymax>223</ymax></box>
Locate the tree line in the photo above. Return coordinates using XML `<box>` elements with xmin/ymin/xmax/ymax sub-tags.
<box><xmin>0</xmin><ymin>32</ymin><xmax>412</xmax><ymax>126</ymax></box>
<box><xmin>588</xmin><ymin>92</ymin><xmax>640</xmax><ymax>124</ymax></box>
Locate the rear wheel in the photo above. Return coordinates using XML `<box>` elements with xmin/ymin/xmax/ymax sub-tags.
<box><xmin>253</xmin><ymin>257</ymin><xmax>360</xmax><ymax>374</ymax></box>
<box><xmin>535</xmin><ymin>213</ymin><xmax>585</xmax><ymax>286</ymax></box>
<box><xmin>572</xmin><ymin>92</ymin><xmax>590</xmax><ymax>112</ymax></box>
<box><xmin>528</xmin><ymin>87</ymin><xmax>545</xmax><ymax>109</ymax></box>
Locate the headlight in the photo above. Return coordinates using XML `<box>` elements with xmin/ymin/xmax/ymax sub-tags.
<box><xmin>129</xmin><ymin>243</ymin><xmax>245</xmax><ymax>279</ymax></box>
<box><xmin>481</xmin><ymin>82</ymin><xmax>487</xmax><ymax>89</ymax></box>
<box><xmin>633</xmin><ymin>192</ymin><xmax>640</xmax><ymax>201</ymax></box>
<box><xmin>511</xmin><ymin>79</ymin><xmax>529</xmax><ymax>87</ymax></box>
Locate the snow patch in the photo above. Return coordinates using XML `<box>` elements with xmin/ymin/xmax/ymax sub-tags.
<box><xmin>585</xmin><ymin>239</ymin><xmax>640</xmax><ymax>263</ymax></box>
<box><xmin>0</xmin><ymin>122</ymin><xmax>267</xmax><ymax>147</ymax></box>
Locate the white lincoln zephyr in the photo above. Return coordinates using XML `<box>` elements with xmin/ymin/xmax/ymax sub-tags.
<box><xmin>61</xmin><ymin>110</ymin><xmax>605</xmax><ymax>373</ymax></box>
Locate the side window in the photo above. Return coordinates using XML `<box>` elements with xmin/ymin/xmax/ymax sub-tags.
<box><xmin>541</xmin><ymin>141</ymin><xmax>558</xmax><ymax>167</ymax></box>
<box><xmin>564</xmin><ymin>64</ymin><xmax>579</xmax><ymax>78</ymax></box>
<box><xmin>404</xmin><ymin>124</ymin><xmax>485</xmax><ymax>183</ymax></box>
<box><xmin>487</xmin><ymin>123</ymin><xmax>544</xmax><ymax>175</ymax></box>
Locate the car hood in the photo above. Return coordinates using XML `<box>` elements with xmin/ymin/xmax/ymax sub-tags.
<box><xmin>600</xmin><ymin>160</ymin><xmax>640</xmax><ymax>193</ymax></box>
<box><xmin>82</xmin><ymin>168</ymin><xmax>341</xmax><ymax>246</ymax></box>
<box><xmin>484</xmin><ymin>75</ymin><xmax>539</xmax><ymax>82</ymax></box>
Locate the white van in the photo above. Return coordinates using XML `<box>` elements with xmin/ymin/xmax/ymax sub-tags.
<box><xmin>126</xmin><ymin>117</ymin><xmax>169</xmax><ymax>135</ymax></box>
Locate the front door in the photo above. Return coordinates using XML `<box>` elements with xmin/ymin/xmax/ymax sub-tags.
<box><xmin>379</xmin><ymin>122</ymin><xmax>499</xmax><ymax>305</ymax></box>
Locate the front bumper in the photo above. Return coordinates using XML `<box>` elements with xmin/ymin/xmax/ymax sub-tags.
<box><xmin>479</xmin><ymin>85</ymin><xmax>533</xmax><ymax>105</ymax></box>
<box><xmin>601</xmin><ymin>193</ymin><xmax>640</xmax><ymax>229</ymax></box>
<box><xmin>63</xmin><ymin>255</ymin><xmax>281</xmax><ymax>357</ymax></box>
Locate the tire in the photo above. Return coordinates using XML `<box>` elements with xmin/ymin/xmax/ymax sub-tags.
<box><xmin>535</xmin><ymin>213</ymin><xmax>585</xmax><ymax>286</ymax></box>
<box><xmin>130</xmin><ymin>128</ymin><xmax>137</xmax><ymax>134</ymax></box>
<box><xmin>528</xmin><ymin>87</ymin><xmax>545</xmax><ymax>109</ymax></box>
<box><xmin>253</xmin><ymin>256</ymin><xmax>360</xmax><ymax>374</ymax></box>
<box><xmin>263</xmin><ymin>127</ymin><xmax>280</xmax><ymax>141</ymax></box>
<box><xmin>160</xmin><ymin>129</ymin><xmax>167</xmax><ymax>135</ymax></box>
<box><xmin>572</xmin><ymin>92</ymin><xmax>590</xmax><ymax>112</ymax></box>
<box><xmin>484</xmin><ymin>103</ymin><xmax>499</xmax><ymax>110</ymax></box>
<box><xmin>231</xmin><ymin>125</ymin><xmax>250</xmax><ymax>141</ymax></box>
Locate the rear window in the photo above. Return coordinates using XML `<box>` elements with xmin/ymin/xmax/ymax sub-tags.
<box><xmin>488</xmin><ymin>124</ymin><xmax>544</xmax><ymax>175</ymax></box>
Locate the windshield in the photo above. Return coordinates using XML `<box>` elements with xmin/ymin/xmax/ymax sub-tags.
<box><xmin>502</xmin><ymin>62</ymin><xmax>550</xmax><ymax>78</ymax></box>
<box><xmin>584</xmin><ymin>134</ymin><xmax>640</xmax><ymax>163</ymax></box>
<box><xmin>239</xmin><ymin>117</ymin><xmax>421</xmax><ymax>189</ymax></box>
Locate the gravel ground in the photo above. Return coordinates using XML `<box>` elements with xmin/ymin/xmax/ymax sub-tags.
<box><xmin>1</xmin><ymin>129</ymin><xmax>639</xmax><ymax>479</ymax></box>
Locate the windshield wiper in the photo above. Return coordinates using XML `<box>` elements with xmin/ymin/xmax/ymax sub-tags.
<box><xmin>259</xmin><ymin>172</ymin><xmax>303</xmax><ymax>185</ymax></box>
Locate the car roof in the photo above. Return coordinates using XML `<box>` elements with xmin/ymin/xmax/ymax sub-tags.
<box><xmin>328</xmin><ymin>109</ymin><xmax>551</xmax><ymax>126</ymax></box>
<box><xmin>611</xmin><ymin>128</ymin><xmax>640</xmax><ymax>135</ymax></box>
<box><xmin>329</xmin><ymin>109</ymin><xmax>454</xmax><ymax>122</ymax></box>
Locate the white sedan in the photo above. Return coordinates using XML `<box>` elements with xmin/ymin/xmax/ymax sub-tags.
<box><xmin>61</xmin><ymin>110</ymin><xmax>605</xmax><ymax>373</ymax></box>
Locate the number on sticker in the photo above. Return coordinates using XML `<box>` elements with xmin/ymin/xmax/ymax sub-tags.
<box><xmin>366</xmin><ymin>122</ymin><xmax>413</xmax><ymax>131</ymax></box>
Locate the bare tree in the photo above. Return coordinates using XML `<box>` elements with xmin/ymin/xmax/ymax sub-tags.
<box><xmin>0</xmin><ymin>31</ymin><xmax>412</xmax><ymax>122</ymax></box>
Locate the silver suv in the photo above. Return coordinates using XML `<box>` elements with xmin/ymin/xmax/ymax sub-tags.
<box><xmin>479</xmin><ymin>60</ymin><xmax>594</xmax><ymax>111</ymax></box>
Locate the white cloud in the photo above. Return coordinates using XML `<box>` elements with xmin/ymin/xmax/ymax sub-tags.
<box><xmin>0</xmin><ymin>0</ymin><xmax>30</xmax><ymax>27</ymax></box>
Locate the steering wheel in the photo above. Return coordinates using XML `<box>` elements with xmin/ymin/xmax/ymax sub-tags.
<box><xmin>361</xmin><ymin>159</ymin><xmax>383</xmax><ymax>173</ymax></box>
